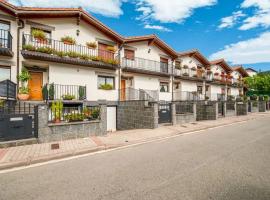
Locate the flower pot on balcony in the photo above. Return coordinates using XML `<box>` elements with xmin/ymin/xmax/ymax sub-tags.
<box><xmin>54</xmin><ymin>118</ymin><xmax>61</xmax><ymax>123</ymax></box>
<box><xmin>18</xmin><ymin>93</ymin><xmax>29</xmax><ymax>100</ymax></box>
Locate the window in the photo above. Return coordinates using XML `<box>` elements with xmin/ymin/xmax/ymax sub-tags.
<box><xmin>160</xmin><ymin>82</ymin><xmax>169</xmax><ymax>92</ymax></box>
<box><xmin>0</xmin><ymin>21</ymin><xmax>10</xmax><ymax>48</ymax></box>
<box><xmin>98</xmin><ymin>76</ymin><xmax>115</xmax><ymax>90</ymax></box>
<box><xmin>175</xmin><ymin>61</ymin><xmax>181</xmax><ymax>69</ymax></box>
<box><xmin>174</xmin><ymin>82</ymin><xmax>180</xmax><ymax>90</ymax></box>
<box><xmin>31</xmin><ymin>27</ymin><xmax>51</xmax><ymax>39</ymax></box>
<box><xmin>160</xmin><ymin>57</ymin><xmax>168</xmax><ymax>73</ymax></box>
<box><xmin>197</xmin><ymin>86</ymin><xmax>203</xmax><ymax>94</ymax></box>
<box><xmin>124</xmin><ymin>49</ymin><xmax>135</xmax><ymax>60</ymax></box>
<box><xmin>0</xmin><ymin>66</ymin><xmax>10</xmax><ymax>81</ymax></box>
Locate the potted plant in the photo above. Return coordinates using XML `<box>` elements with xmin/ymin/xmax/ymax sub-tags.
<box><xmin>91</xmin><ymin>108</ymin><xmax>100</xmax><ymax>119</ymax></box>
<box><xmin>17</xmin><ymin>68</ymin><xmax>31</xmax><ymax>100</ymax></box>
<box><xmin>86</xmin><ymin>42</ymin><xmax>97</xmax><ymax>49</ymax></box>
<box><xmin>106</xmin><ymin>46</ymin><xmax>116</xmax><ymax>53</ymax></box>
<box><xmin>99</xmin><ymin>83</ymin><xmax>113</xmax><ymax>90</ymax></box>
<box><xmin>48</xmin><ymin>83</ymin><xmax>55</xmax><ymax>100</ymax></box>
<box><xmin>64</xmin><ymin>111</ymin><xmax>85</xmax><ymax>122</ymax></box>
<box><xmin>79</xmin><ymin>86</ymin><xmax>86</xmax><ymax>100</ymax></box>
<box><xmin>32</xmin><ymin>29</ymin><xmax>47</xmax><ymax>43</ymax></box>
<box><xmin>61</xmin><ymin>36</ymin><xmax>76</xmax><ymax>45</ymax></box>
<box><xmin>51</xmin><ymin>101</ymin><xmax>63</xmax><ymax>123</ymax></box>
<box><xmin>62</xmin><ymin>94</ymin><xmax>75</xmax><ymax>100</ymax></box>
<box><xmin>42</xmin><ymin>85</ymin><xmax>48</xmax><ymax>101</ymax></box>
<box><xmin>18</xmin><ymin>87</ymin><xmax>30</xmax><ymax>100</ymax></box>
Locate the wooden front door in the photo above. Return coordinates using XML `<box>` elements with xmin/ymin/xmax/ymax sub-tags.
<box><xmin>121</xmin><ymin>80</ymin><xmax>126</xmax><ymax>101</ymax></box>
<box><xmin>29</xmin><ymin>72</ymin><xmax>43</xmax><ymax>100</ymax></box>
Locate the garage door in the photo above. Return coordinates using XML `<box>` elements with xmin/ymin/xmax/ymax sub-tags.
<box><xmin>107</xmin><ymin>106</ymin><xmax>116</xmax><ymax>132</ymax></box>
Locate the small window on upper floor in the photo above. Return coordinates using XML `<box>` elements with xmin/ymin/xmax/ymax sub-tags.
<box><xmin>197</xmin><ymin>86</ymin><xmax>203</xmax><ymax>94</ymax></box>
<box><xmin>124</xmin><ymin>49</ymin><xmax>135</xmax><ymax>60</ymax></box>
<box><xmin>175</xmin><ymin>61</ymin><xmax>181</xmax><ymax>69</ymax></box>
<box><xmin>0</xmin><ymin>20</ymin><xmax>10</xmax><ymax>47</ymax></box>
<box><xmin>0</xmin><ymin>66</ymin><xmax>10</xmax><ymax>81</ymax></box>
<box><xmin>98</xmin><ymin>75</ymin><xmax>115</xmax><ymax>90</ymax></box>
<box><xmin>160</xmin><ymin>82</ymin><xmax>169</xmax><ymax>93</ymax></box>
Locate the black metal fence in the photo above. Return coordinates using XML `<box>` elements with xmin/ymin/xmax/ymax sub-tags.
<box><xmin>0</xmin><ymin>79</ymin><xmax>16</xmax><ymax>99</ymax></box>
<box><xmin>48</xmin><ymin>105</ymin><xmax>100</xmax><ymax>123</ymax></box>
<box><xmin>120</xmin><ymin>87</ymin><xmax>158</xmax><ymax>101</ymax></box>
<box><xmin>22</xmin><ymin>34</ymin><xmax>119</xmax><ymax>64</ymax></box>
<box><xmin>175</xmin><ymin>101</ymin><xmax>194</xmax><ymax>114</ymax></box>
<box><xmin>43</xmin><ymin>83</ymin><xmax>86</xmax><ymax>101</ymax></box>
<box><xmin>121</xmin><ymin>57</ymin><xmax>173</xmax><ymax>74</ymax></box>
<box><xmin>226</xmin><ymin>101</ymin><xmax>235</xmax><ymax>111</ymax></box>
<box><xmin>0</xmin><ymin>29</ymin><xmax>12</xmax><ymax>50</ymax></box>
<box><xmin>0</xmin><ymin>102</ymin><xmax>38</xmax><ymax>140</ymax></box>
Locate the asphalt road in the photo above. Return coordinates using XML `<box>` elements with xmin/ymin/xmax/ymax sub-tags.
<box><xmin>1</xmin><ymin>115</ymin><xmax>270</xmax><ymax>200</ymax></box>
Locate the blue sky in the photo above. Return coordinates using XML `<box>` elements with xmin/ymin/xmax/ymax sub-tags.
<box><xmin>9</xmin><ymin>0</ymin><xmax>270</xmax><ymax>71</ymax></box>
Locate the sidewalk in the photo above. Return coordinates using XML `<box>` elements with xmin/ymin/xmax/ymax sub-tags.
<box><xmin>0</xmin><ymin>112</ymin><xmax>269</xmax><ymax>170</ymax></box>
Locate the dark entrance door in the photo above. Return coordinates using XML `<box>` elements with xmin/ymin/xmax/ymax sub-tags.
<box><xmin>158</xmin><ymin>102</ymin><xmax>172</xmax><ymax>124</ymax></box>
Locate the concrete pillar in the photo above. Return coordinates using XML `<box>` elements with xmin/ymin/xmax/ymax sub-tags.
<box><xmin>98</xmin><ymin>102</ymin><xmax>107</xmax><ymax>135</ymax></box>
<box><xmin>37</xmin><ymin>104</ymin><xmax>51</xmax><ymax>143</ymax></box>
<box><xmin>223</xmin><ymin>102</ymin><xmax>227</xmax><ymax>117</ymax></box>
<box><xmin>152</xmin><ymin>102</ymin><xmax>159</xmax><ymax>129</ymax></box>
<box><xmin>202</xmin><ymin>81</ymin><xmax>206</xmax><ymax>100</ymax></box>
<box><xmin>193</xmin><ymin>102</ymin><xmax>197</xmax><ymax>120</ymax></box>
<box><xmin>171</xmin><ymin>102</ymin><xmax>176</xmax><ymax>125</ymax></box>
<box><xmin>215</xmin><ymin>102</ymin><xmax>218</xmax><ymax>120</ymax></box>
<box><xmin>225</xmin><ymin>85</ymin><xmax>228</xmax><ymax>101</ymax></box>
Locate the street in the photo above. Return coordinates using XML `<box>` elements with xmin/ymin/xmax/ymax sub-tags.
<box><xmin>1</xmin><ymin>115</ymin><xmax>270</xmax><ymax>200</ymax></box>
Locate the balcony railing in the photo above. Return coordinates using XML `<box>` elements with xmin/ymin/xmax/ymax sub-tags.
<box><xmin>22</xmin><ymin>34</ymin><xmax>119</xmax><ymax>67</ymax></box>
<box><xmin>44</xmin><ymin>83</ymin><xmax>86</xmax><ymax>101</ymax></box>
<box><xmin>0</xmin><ymin>29</ymin><xmax>12</xmax><ymax>50</ymax></box>
<box><xmin>0</xmin><ymin>79</ymin><xmax>16</xmax><ymax>99</ymax></box>
<box><xmin>121</xmin><ymin>57</ymin><xmax>172</xmax><ymax>75</ymax></box>
<box><xmin>120</xmin><ymin>87</ymin><xmax>158</xmax><ymax>101</ymax></box>
<box><xmin>173</xmin><ymin>91</ymin><xmax>204</xmax><ymax>101</ymax></box>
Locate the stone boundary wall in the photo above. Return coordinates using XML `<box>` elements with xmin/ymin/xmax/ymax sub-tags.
<box><xmin>196</xmin><ymin>101</ymin><xmax>218</xmax><ymax>121</ymax></box>
<box><xmin>258</xmin><ymin>101</ymin><xmax>266</xmax><ymax>112</ymax></box>
<box><xmin>117</xmin><ymin>100</ymin><xmax>158</xmax><ymax>130</ymax></box>
<box><xmin>236</xmin><ymin>102</ymin><xmax>248</xmax><ymax>116</ymax></box>
<box><xmin>37</xmin><ymin>104</ymin><xmax>107</xmax><ymax>143</ymax></box>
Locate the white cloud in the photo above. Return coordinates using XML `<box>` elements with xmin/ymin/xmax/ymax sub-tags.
<box><xmin>135</xmin><ymin>0</ymin><xmax>217</xmax><ymax>23</ymax></box>
<box><xmin>239</xmin><ymin>0</ymin><xmax>270</xmax><ymax>30</ymax></box>
<box><xmin>210</xmin><ymin>32</ymin><xmax>270</xmax><ymax>64</ymax></box>
<box><xmin>218</xmin><ymin>11</ymin><xmax>246</xmax><ymax>29</ymax></box>
<box><xmin>8</xmin><ymin>0</ymin><xmax>124</xmax><ymax>17</ymax></box>
<box><xmin>144</xmin><ymin>24</ymin><xmax>172</xmax><ymax>32</ymax></box>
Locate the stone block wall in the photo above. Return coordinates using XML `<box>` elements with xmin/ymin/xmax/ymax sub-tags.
<box><xmin>37</xmin><ymin>104</ymin><xmax>107</xmax><ymax>143</ymax></box>
<box><xmin>196</xmin><ymin>101</ymin><xmax>218</xmax><ymax>121</ymax></box>
<box><xmin>117</xmin><ymin>100</ymin><xmax>158</xmax><ymax>130</ymax></box>
<box><xmin>236</xmin><ymin>102</ymin><xmax>248</xmax><ymax>116</ymax></box>
<box><xmin>258</xmin><ymin>101</ymin><xmax>266</xmax><ymax>112</ymax></box>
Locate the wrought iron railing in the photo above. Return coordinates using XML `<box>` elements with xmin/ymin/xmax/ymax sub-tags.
<box><xmin>0</xmin><ymin>79</ymin><xmax>16</xmax><ymax>99</ymax></box>
<box><xmin>22</xmin><ymin>34</ymin><xmax>119</xmax><ymax>65</ymax></box>
<box><xmin>0</xmin><ymin>29</ymin><xmax>12</xmax><ymax>50</ymax></box>
<box><xmin>175</xmin><ymin>101</ymin><xmax>194</xmax><ymax>114</ymax></box>
<box><xmin>120</xmin><ymin>87</ymin><xmax>158</xmax><ymax>101</ymax></box>
<box><xmin>48</xmin><ymin>105</ymin><xmax>100</xmax><ymax>123</ymax></box>
<box><xmin>173</xmin><ymin>91</ymin><xmax>204</xmax><ymax>101</ymax></box>
<box><xmin>121</xmin><ymin>57</ymin><xmax>173</xmax><ymax>74</ymax></box>
<box><xmin>43</xmin><ymin>83</ymin><xmax>86</xmax><ymax>101</ymax></box>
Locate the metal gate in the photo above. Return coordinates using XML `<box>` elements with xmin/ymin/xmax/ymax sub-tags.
<box><xmin>218</xmin><ymin>101</ymin><xmax>225</xmax><ymax>117</ymax></box>
<box><xmin>158</xmin><ymin>102</ymin><xmax>172</xmax><ymax>124</ymax></box>
<box><xmin>0</xmin><ymin>102</ymin><xmax>38</xmax><ymax>141</ymax></box>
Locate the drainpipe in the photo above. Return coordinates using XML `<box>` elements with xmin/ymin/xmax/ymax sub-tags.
<box><xmin>117</xmin><ymin>43</ymin><xmax>124</xmax><ymax>102</ymax></box>
<box><xmin>16</xmin><ymin>18</ymin><xmax>25</xmax><ymax>94</ymax></box>
<box><xmin>171</xmin><ymin>59</ymin><xmax>175</xmax><ymax>102</ymax></box>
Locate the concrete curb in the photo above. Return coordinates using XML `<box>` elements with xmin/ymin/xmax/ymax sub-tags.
<box><xmin>0</xmin><ymin>113</ymin><xmax>268</xmax><ymax>171</ymax></box>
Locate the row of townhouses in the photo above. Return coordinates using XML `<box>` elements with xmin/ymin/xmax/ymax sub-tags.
<box><xmin>1</xmin><ymin>1</ymin><xmax>261</xmax><ymax>143</ymax></box>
